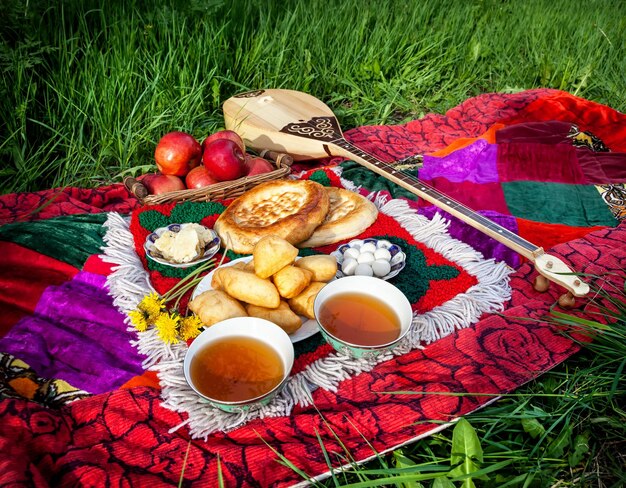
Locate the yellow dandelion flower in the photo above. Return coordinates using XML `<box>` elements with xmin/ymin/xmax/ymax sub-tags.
<box><xmin>138</xmin><ymin>292</ymin><xmax>165</xmax><ymax>321</ymax></box>
<box><xmin>154</xmin><ymin>312</ymin><xmax>180</xmax><ymax>344</ymax></box>
<box><xmin>179</xmin><ymin>315</ymin><xmax>204</xmax><ymax>341</ymax></box>
<box><xmin>128</xmin><ymin>309</ymin><xmax>149</xmax><ymax>332</ymax></box>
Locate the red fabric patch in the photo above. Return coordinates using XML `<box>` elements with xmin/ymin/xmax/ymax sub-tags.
<box><xmin>0</xmin><ymin>184</ymin><xmax>140</xmax><ymax>225</ymax></box>
<box><xmin>497</xmin><ymin>143</ymin><xmax>587</xmax><ymax>184</ymax></box>
<box><xmin>347</xmin><ymin>89</ymin><xmax>555</xmax><ymax>161</ymax></box>
<box><xmin>83</xmin><ymin>254</ymin><xmax>116</xmax><ymax>275</ymax></box>
<box><xmin>495</xmin><ymin>120</ymin><xmax>574</xmax><ymax>145</ymax></box>
<box><xmin>575</xmin><ymin>150</ymin><xmax>626</xmax><ymax>184</ymax></box>
<box><xmin>515</xmin><ymin>218</ymin><xmax>605</xmax><ymax>256</ymax></box>
<box><xmin>0</xmin><ymin>242</ymin><xmax>78</xmax><ymax>338</ymax></box>
<box><xmin>504</xmin><ymin>91</ymin><xmax>626</xmax><ymax>152</ymax></box>
<box><xmin>418</xmin><ymin>178</ymin><xmax>511</xmax><ymax>215</ymax></box>
<box><xmin>120</xmin><ymin>371</ymin><xmax>160</xmax><ymax>391</ymax></box>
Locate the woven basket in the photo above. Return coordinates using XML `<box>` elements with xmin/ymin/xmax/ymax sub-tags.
<box><xmin>124</xmin><ymin>150</ymin><xmax>293</xmax><ymax>205</ymax></box>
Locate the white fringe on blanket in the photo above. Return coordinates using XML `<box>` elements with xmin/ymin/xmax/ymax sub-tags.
<box><xmin>102</xmin><ymin>198</ymin><xmax>512</xmax><ymax>440</ymax></box>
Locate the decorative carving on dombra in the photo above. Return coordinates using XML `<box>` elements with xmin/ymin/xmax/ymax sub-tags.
<box><xmin>280</xmin><ymin>117</ymin><xmax>341</xmax><ymax>141</ymax></box>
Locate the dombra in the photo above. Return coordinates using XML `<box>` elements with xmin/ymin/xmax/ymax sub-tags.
<box><xmin>223</xmin><ymin>88</ymin><xmax>589</xmax><ymax>306</ymax></box>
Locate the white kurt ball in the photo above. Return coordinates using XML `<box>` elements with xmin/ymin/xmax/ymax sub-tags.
<box><xmin>374</xmin><ymin>248</ymin><xmax>392</xmax><ymax>262</ymax></box>
<box><xmin>341</xmin><ymin>258</ymin><xmax>358</xmax><ymax>275</ymax></box>
<box><xmin>343</xmin><ymin>248</ymin><xmax>360</xmax><ymax>261</ymax></box>
<box><xmin>354</xmin><ymin>263</ymin><xmax>374</xmax><ymax>276</ymax></box>
<box><xmin>371</xmin><ymin>259</ymin><xmax>391</xmax><ymax>277</ymax></box>
<box><xmin>357</xmin><ymin>252</ymin><xmax>375</xmax><ymax>265</ymax></box>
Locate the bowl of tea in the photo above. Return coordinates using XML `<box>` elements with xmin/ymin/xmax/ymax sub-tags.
<box><xmin>183</xmin><ymin>317</ymin><xmax>294</xmax><ymax>412</ymax></box>
<box><xmin>314</xmin><ymin>276</ymin><xmax>413</xmax><ymax>359</ymax></box>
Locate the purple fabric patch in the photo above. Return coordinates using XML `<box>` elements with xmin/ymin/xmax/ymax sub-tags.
<box><xmin>0</xmin><ymin>271</ymin><xmax>143</xmax><ymax>394</ymax></box>
<box><xmin>416</xmin><ymin>204</ymin><xmax>521</xmax><ymax>269</ymax></box>
<box><xmin>421</xmin><ymin>139</ymin><xmax>499</xmax><ymax>183</ymax></box>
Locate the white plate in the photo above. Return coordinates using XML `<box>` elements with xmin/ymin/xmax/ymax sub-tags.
<box><xmin>144</xmin><ymin>223</ymin><xmax>221</xmax><ymax>269</ymax></box>
<box><xmin>191</xmin><ymin>256</ymin><xmax>321</xmax><ymax>344</ymax></box>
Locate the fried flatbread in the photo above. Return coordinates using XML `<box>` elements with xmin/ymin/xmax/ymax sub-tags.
<box><xmin>214</xmin><ymin>180</ymin><xmax>330</xmax><ymax>254</ymax></box>
<box><xmin>297</xmin><ymin>187</ymin><xmax>378</xmax><ymax>248</ymax></box>
<box><xmin>294</xmin><ymin>255</ymin><xmax>337</xmax><ymax>282</ymax></box>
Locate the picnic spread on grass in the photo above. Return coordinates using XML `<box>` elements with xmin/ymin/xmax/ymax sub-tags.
<box><xmin>1</xmin><ymin>88</ymin><xmax>625</xmax><ymax>486</ymax></box>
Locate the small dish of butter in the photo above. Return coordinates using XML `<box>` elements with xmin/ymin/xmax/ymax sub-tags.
<box><xmin>144</xmin><ymin>223</ymin><xmax>220</xmax><ymax>268</ymax></box>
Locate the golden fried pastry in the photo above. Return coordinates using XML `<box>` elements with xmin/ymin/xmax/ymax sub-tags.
<box><xmin>245</xmin><ymin>300</ymin><xmax>302</xmax><ymax>334</ymax></box>
<box><xmin>294</xmin><ymin>255</ymin><xmax>338</xmax><ymax>282</ymax></box>
<box><xmin>288</xmin><ymin>282</ymin><xmax>326</xmax><ymax>320</ymax></box>
<box><xmin>243</xmin><ymin>259</ymin><xmax>256</xmax><ymax>273</ymax></box>
<box><xmin>213</xmin><ymin>180</ymin><xmax>330</xmax><ymax>254</ymax></box>
<box><xmin>298</xmin><ymin>187</ymin><xmax>378</xmax><ymax>248</ymax></box>
<box><xmin>272</xmin><ymin>265</ymin><xmax>312</xmax><ymax>299</ymax></box>
<box><xmin>210</xmin><ymin>267</ymin><xmax>228</xmax><ymax>290</ymax></box>
<box><xmin>217</xmin><ymin>266</ymin><xmax>280</xmax><ymax>308</ymax></box>
<box><xmin>188</xmin><ymin>290</ymin><xmax>247</xmax><ymax>327</ymax></box>
<box><xmin>253</xmin><ymin>235</ymin><xmax>299</xmax><ymax>279</ymax></box>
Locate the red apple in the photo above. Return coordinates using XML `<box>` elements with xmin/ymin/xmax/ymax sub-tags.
<box><xmin>202</xmin><ymin>139</ymin><xmax>246</xmax><ymax>181</ymax></box>
<box><xmin>244</xmin><ymin>156</ymin><xmax>274</xmax><ymax>176</ymax></box>
<box><xmin>185</xmin><ymin>165</ymin><xmax>219</xmax><ymax>189</ymax></box>
<box><xmin>155</xmin><ymin>131</ymin><xmax>202</xmax><ymax>176</ymax></box>
<box><xmin>201</xmin><ymin>129</ymin><xmax>245</xmax><ymax>153</ymax></box>
<box><xmin>142</xmin><ymin>173</ymin><xmax>186</xmax><ymax>194</ymax></box>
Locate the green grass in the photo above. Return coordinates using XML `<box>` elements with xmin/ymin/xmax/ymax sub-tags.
<box><xmin>306</xmin><ymin>272</ymin><xmax>626</xmax><ymax>487</ymax></box>
<box><xmin>1</xmin><ymin>0</ymin><xmax>625</xmax><ymax>193</ymax></box>
<box><xmin>2</xmin><ymin>0</ymin><xmax>625</xmax><ymax>485</ymax></box>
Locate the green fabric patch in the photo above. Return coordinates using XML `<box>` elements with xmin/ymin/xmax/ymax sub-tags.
<box><xmin>0</xmin><ymin>213</ymin><xmax>108</xmax><ymax>269</ymax></box>
<box><xmin>502</xmin><ymin>181</ymin><xmax>617</xmax><ymax>227</ymax></box>
<box><xmin>138</xmin><ymin>201</ymin><xmax>227</xmax><ymax>232</ymax></box>
<box><xmin>340</xmin><ymin>161</ymin><xmax>417</xmax><ymax>200</ymax></box>
<box><xmin>308</xmin><ymin>170</ymin><xmax>332</xmax><ymax>187</ymax></box>
<box><xmin>303</xmin><ymin>236</ymin><xmax>459</xmax><ymax>305</ymax></box>
<box><xmin>383</xmin><ymin>235</ymin><xmax>460</xmax><ymax>304</ymax></box>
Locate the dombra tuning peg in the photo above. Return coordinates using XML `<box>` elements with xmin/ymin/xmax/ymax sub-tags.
<box><xmin>531</xmin><ymin>253</ymin><xmax>589</xmax><ymax>308</ymax></box>
<box><xmin>557</xmin><ymin>292</ymin><xmax>576</xmax><ymax>309</ymax></box>
<box><xmin>533</xmin><ymin>274</ymin><xmax>551</xmax><ymax>293</ymax></box>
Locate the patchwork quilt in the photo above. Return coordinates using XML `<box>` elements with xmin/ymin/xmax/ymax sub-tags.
<box><xmin>1</xmin><ymin>89</ymin><xmax>625</xmax><ymax>486</ymax></box>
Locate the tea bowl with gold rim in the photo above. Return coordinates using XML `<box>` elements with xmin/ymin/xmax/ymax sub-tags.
<box><xmin>183</xmin><ymin>317</ymin><xmax>295</xmax><ymax>412</ymax></box>
<box><xmin>313</xmin><ymin>275</ymin><xmax>413</xmax><ymax>359</ymax></box>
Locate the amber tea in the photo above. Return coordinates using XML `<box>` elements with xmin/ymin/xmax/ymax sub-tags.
<box><xmin>190</xmin><ymin>336</ymin><xmax>284</xmax><ymax>402</ymax></box>
<box><xmin>318</xmin><ymin>292</ymin><xmax>401</xmax><ymax>346</ymax></box>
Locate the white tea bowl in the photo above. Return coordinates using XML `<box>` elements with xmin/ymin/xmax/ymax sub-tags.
<box><xmin>313</xmin><ymin>275</ymin><xmax>413</xmax><ymax>359</ymax></box>
<box><xmin>183</xmin><ymin>317</ymin><xmax>294</xmax><ymax>412</ymax></box>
